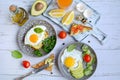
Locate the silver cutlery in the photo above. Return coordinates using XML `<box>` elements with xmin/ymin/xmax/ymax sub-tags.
<box><xmin>15</xmin><ymin>63</ymin><xmax>49</xmax><ymax>80</ymax></box>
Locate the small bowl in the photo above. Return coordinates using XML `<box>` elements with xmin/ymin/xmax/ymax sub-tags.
<box><xmin>58</xmin><ymin>42</ymin><xmax>97</xmax><ymax>80</ymax></box>
<box><xmin>17</xmin><ymin>20</ymin><xmax>57</xmax><ymax>57</ymax></box>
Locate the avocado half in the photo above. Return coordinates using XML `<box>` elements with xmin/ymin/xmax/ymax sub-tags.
<box><xmin>31</xmin><ymin>0</ymin><xmax>47</xmax><ymax>16</ymax></box>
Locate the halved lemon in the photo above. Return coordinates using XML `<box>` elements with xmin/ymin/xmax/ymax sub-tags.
<box><xmin>48</xmin><ymin>9</ymin><xmax>65</xmax><ymax>18</ymax></box>
<box><xmin>62</xmin><ymin>11</ymin><xmax>74</xmax><ymax>25</ymax></box>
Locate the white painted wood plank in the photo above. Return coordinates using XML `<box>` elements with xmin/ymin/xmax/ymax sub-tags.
<box><xmin>0</xmin><ymin>74</ymin><xmax>120</xmax><ymax>80</ymax></box>
<box><xmin>0</xmin><ymin>75</ymin><xmax>67</xmax><ymax>80</ymax></box>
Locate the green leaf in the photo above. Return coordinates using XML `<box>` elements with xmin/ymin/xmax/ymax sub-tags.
<box><xmin>85</xmin><ymin>50</ymin><xmax>91</xmax><ymax>54</ymax></box>
<box><xmin>82</xmin><ymin>45</ymin><xmax>89</xmax><ymax>52</ymax></box>
<box><xmin>34</xmin><ymin>28</ymin><xmax>43</xmax><ymax>33</ymax></box>
<box><xmin>33</xmin><ymin>50</ymin><xmax>43</xmax><ymax>57</ymax></box>
<box><xmin>11</xmin><ymin>50</ymin><xmax>22</xmax><ymax>59</ymax></box>
<box><xmin>87</xmin><ymin>65</ymin><xmax>93</xmax><ymax>70</ymax></box>
<box><xmin>42</xmin><ymin>36</ymin><xmax>56</xmax><ymax>53</ymax></box>
<box><xmin>67</xmin><ymin>44</ymin><xmax>76</xmax><ymax>52</ymax></box>
<box><xmin>43</xmin><ymin>47</ymin><xmax>50</xmax><ymax>53</ymax></box>
<box><xmin>84</xmin><ymin>68</ymin><xmax>92</xmax><ymax>76</ymax></box>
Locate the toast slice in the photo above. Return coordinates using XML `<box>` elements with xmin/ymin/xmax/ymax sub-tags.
<box><xmin>32</xmin><ymin>54</ymin><xmax>55</xmax><ymax>71</ymax></box>
<box><xmin>70</xmin><ymin>24</ymin><xmax>92</xmax><ymax>36</ymax></box>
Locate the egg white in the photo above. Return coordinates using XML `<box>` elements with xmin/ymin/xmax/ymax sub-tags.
<box><xmin>24</xmin><ymin>25</ymin><xmax>46</xmax><ymax>46</ymax></box>
<box><xmin>61</xmin><ymin>49</ymin><xmax>83</xmax><ymax>68</ymax></box>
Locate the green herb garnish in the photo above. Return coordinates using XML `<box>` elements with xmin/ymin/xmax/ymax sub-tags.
<box><xmin>33</xmin><ymin>50</ymin><xmax>43</xmax><ymax>57</ymax></box>
<box><xmin>67</xmin><ymin>44</ymin><xmax>76</xmax><ymax>52</ymax></box>
<box><xmin>84</xmin><ymin>68</ymin><xmax>92</xmax><ymax>76</ymax></box>
<box><xmin>11</xmin><ymin>50</ymin><xmax>22</xmax><ymax>59</ymax></box>
<box><xmin>82</xmin><ymin>45</ymin><xmax>89</xmax><ymax>52</ymax></box>
<box><xmin>34</xmin><ymin>28</ymin><xmax>43</xmax><ymax>33</ymax></box>
<box><xmin>42</xmin><ymin>36</ymin><xmax>56</xmax><ymax>53</ymax></box>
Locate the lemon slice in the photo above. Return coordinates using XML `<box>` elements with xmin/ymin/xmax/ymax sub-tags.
<box><xmin>62</xmin><ymin>11</ymin><xmax>74</xmax><ymax>25</ymax></box>
<box><xmin>48</xmin><ymin>9</ymin><xmax>65</xmax><ymax>18</ymax></box>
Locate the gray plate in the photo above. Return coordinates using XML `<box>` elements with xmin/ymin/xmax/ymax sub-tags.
<box><xmin>58</xmin><ymin>42</ymin><xmax>97</xmax><ymax>80</ymax></box>
<box><xmin>17</xmin><ymin>20</ymin><xmax>56</xmax><ymax>57</ymax></box>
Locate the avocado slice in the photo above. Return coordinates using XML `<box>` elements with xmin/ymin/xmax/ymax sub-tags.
<box><xmin>71</xmin><ymin>70</ymin><xmax>84</xmax><ymax>79</ymax></box>
<box><xmin>73</xmin><ymin>73</ymin><xmax>84</xmax><ymax>79</ymax></box>
<box><xmin>31</xmin><ymin>0</ymin><xmax>47</xmax><ymax>16</ymax></box>
<box><xmin>71</xmin><ymin>69</ymin><xmax>83</xmax><ymax>74</ymax></box>
<box><xmin>70</xmin><ymin>61</ymin><xmax>84</xmax><ymax>79</ymax></box>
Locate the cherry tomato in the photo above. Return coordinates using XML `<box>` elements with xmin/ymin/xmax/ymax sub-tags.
<box><xmin>83</xmin><ymin>54</ymin><xmax>91</xmax><ymax>63</ymax></box>
<box><xmin>58</xmin><ymin>31</ymin><xmax>67</xmax><ymax>39</ymax></box>
<box><xmin>22</xmin><ymin>60</ymin><xmax>30</xmax><ymax>68</ymax></box>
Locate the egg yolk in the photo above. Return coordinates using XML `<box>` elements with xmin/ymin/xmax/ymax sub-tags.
<box><xmin>64</xmin><ymin>57</ymin><xmax>75</xmax><ymax>68</ymax></box>
<box><xmin>29</xmin><ymin>34</ymin><xmax>38</xmax><ymax>43</ymax></box>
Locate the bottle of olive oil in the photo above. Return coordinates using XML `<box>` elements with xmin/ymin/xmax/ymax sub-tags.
<box><xmin>9</xmin><ymin>5</ymin><xmax>29</xmax><ymax>26</ymax></box>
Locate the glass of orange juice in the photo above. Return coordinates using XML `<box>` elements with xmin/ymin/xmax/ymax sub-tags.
<box><xmin>57</xmin><ymin>0</ymin><xmax>73</xmax><ymax>9</ymax></box>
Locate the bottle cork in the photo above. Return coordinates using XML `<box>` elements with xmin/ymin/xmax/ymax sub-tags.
<box><xmin>9</xmin><ymin>5</ymin><xmax>17</xmax><ymax>12</ymax></box>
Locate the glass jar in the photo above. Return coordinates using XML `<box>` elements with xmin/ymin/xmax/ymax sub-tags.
<box><xmin>9</xmin><ymin>5</ymin><xmax>29</xmax><ymax>26</ymax></box>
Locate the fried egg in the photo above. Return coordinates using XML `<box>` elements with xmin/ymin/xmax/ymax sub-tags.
<box><xmin>61</xmin><ymin>49</ymin><xmax>83</xmax><ymax>68</ymax></box>
<box><xmin>24</xmin><ymin>25</ymin><xmax>47</xmax><ymax>49</ymax></box>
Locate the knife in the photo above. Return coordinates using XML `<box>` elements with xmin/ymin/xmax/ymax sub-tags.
<box><xmin>15</xmin><ymin>64</ymin><xmax>49</xmax><ymax>80</ymax></box>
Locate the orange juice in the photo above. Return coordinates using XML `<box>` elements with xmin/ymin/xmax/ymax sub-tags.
<box><xmin>57</xmin><ymin>0</ymin><xmax>73</xmax><ymax>9</ymax></box>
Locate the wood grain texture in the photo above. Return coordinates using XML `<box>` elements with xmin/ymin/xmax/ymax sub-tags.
<box><xmin>0</xmin><ymin>0</ymin><xmax>120</xmax><ymax>80</ymax></box>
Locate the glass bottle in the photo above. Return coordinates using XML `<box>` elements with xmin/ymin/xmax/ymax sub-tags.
<box><xmin>9</xmin><ymin>5</ymin><xmax>29</xmax><ymax>26</ymax></box>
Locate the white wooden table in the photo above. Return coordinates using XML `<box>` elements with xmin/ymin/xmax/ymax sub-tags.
<box><xmin>0</xmin><ymin>0</ymin><xmax>120</xmax><ymax>80</ymax></box>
